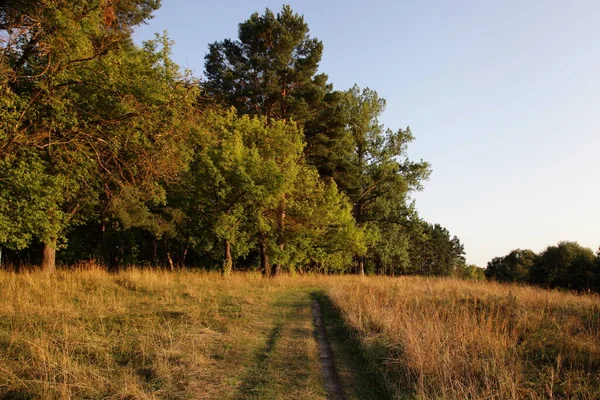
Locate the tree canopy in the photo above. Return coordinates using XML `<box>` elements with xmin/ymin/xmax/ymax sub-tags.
<box><xmin>485</xmin><ymin>249</ymin><xmax>536</xmax><ymax>283</ymax></box>
<box><xmin>0</xmin><ymin>2</ymin><xmax>479</xmax><ymax>281</ymax></box>
<box><xmin>484</xmin><ymin>243</ymin><xmax>600</xmax><ymax>292</ymax></box>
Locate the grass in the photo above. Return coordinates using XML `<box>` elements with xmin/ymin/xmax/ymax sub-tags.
<box><xmin>312</xmin><ymin>290</ymin><xmax>391</xmax><ymax>400</ymax></box>
<box><xmin>0</xmin><ymin>267</ymin><xmax>326</xmax><ymax>399</ymax></box>
<box><xmin>327</xmin><ymin>276</ymin><xmax>600</xmax><ymax>400</ymax></box>
<box><xmin>0</xmin><ymin>268</ymin><xmax>598</xmax><ymax>399</ymax></box>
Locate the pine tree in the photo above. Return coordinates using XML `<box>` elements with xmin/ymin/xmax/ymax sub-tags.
<box><xmin>340</xmin><ymin>85</ymin><xmax>430</xmax><ymax>274</ymax></box>
<box><xmin>203</xmin><ymin>5</ymin><xmax>353</xmax><ymax>183</ymax></box>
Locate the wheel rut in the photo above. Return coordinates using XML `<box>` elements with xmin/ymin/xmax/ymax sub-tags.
<box><xmin>312</xmin><ymin>299</ymin><xmax>346</xmax><ymax>400</ymax></box>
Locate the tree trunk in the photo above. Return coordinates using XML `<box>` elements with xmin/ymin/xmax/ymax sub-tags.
<box><xmin>153</xmin><ymin>239</ymin><xmax>158</xmax><ymax>265</ymax></box>
<box><xmin>181</xmin><ymin>246</ymin><xmax>189</xmax><ymax>267</ymax></box>
<box><xmin>357</xmin><ymin>257</ymin><xmax>365</xmax><ymax>276</ymax></box>
<box><xmin>259</xmin><ymin>232</ymin><xmax>271</xmax><ymax>278</ymax></box>
<box><xmin>272</xmin><ymin>263</ymin><xmax>281</xmax><ymax>276</ymax></box>
<box><xmin>100</xmin><ymin>223</ymin><xmax>118</xmax><ymax>271</ymax></box>
<box><xmin>167</xmin><ymin>252</ymin><xmax>175</xmax><ymax>271</ymax></box>
<box><xmin>163</xmin><ymin>236</ymin><xmax>169</xmax><ymax>267</ymax></box>
<box><xmin>273</xmin><ymin>197</ymin><xmax>286</xmax><ymax>276</ymax></box>
<box><xmin>42</xmin><ymin>238</ymin><xmax>57</xmax><ymax>272</ymax></box>
<box><xmin>353</xmin><ymin>199</ymin><xmax>365</xmax><ymax>276</ymax></box>
<box><xmin>98</xmin><ymin>223</ymin><xmax>105</xmax><ymax>265</ymax></box>
<box><xmin>223</xmin><ymin>240</ymin><xmax>233</xmax><ymax>276</ymax></box>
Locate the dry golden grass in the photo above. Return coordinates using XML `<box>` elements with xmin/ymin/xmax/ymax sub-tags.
<box><xmin>2</xmin><ymin>270</ymin><xmax>599</xmax><ymax>399</ymax></box>
<box><xmin>0</xmin><ymin>267</ymin><xmax>327</xmax><ymax>399</ymax></box>
<box><xmin>327</xmin><ymin>276</ymin><xmax>600</xmax><ymax>400</ymax></box>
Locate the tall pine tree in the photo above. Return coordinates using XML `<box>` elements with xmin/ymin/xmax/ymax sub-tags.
<box><xmin>340</xmin><ymin>85</ymin><xmax>431</xmax><ymax>274</ymax></box>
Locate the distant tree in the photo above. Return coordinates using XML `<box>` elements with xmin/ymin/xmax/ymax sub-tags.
<box><xmin>456</xmin><ymin>264</ymin><xmax>486</xmax><ymax>280</ymax></box>
<box><xmin>530</xmin><ymin>242</ymin><xmax>596</xmax><ymax>290</ymax></box>
<box><xmin>594</xmin><ymin>249</ymin><xmax>600</xmax><ymax>292</ymax></box>
<box><xmin>485</xmin><ymin>249</ymin><xmax>536</xmax><ymax>283</ymax></box>
<box><xmin>409</xmin><ymin>222</ymin><xmax>465</xmax><ymax>276</ymax></box>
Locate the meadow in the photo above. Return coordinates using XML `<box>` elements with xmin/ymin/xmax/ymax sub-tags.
<box><xmin>328</xmin><ymin>277</ymin><xmax>600</xmax><ymax>399</ymax></box>
<box><xmin>0</xmin><ymin>268</ymin><xmax>598</xmax><ymax>399</ymax></box>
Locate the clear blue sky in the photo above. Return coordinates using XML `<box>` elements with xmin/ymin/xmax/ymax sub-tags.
<box><xmin>133</xmin><ymin>0</ymin><xmax>600</xmax><ymax>266</ymax></box>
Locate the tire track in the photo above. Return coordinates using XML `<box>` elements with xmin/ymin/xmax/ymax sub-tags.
<box><xmin>312</xmin><ymin>299</ymin><xmax>346</xmax><ymax>400</ymax></box>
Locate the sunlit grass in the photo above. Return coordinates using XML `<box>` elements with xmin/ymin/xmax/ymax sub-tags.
<box><xmin>327</xmin><ymin>276</ymin><xmax>600</xmax><ymax>399</ymax></box>
<box><xmin>0</xmin><ymin>267</ymin><xmax>326</xmax><ymax>399</ymax></box>
<box><xmin>1</xmin><ymin>269</ymin><xmax>598</xmax><ymax>399</ymax></box>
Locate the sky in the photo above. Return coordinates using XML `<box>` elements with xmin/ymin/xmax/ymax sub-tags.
<box><xmin>133</xmin><ymin>0</ymin><xmax>600</xmax><ymax>266</ymax></box>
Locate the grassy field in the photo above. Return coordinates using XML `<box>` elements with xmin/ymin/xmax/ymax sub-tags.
<box><xmin>0</xmin><ymin>269</ymin><xmax>598</xmax><ymax>399</ymax></box>
<box><xmin>0</xmin><ymin>268</ymin><xmax>328</xmax><ymax>399</ymax></box>
<box><xmin>328</xmin><ymin>277</ymin><xmax>600</xmax><ymax>400</ymax></box>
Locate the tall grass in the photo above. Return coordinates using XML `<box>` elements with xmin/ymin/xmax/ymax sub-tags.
<box><xmin>0</xmin><ymin>266</ymin><xmax>325</xmax><ymax>399</ymax></box>
<box><xmin>2</xmin><ymin>269</ymin><xmax>599</xmax><ymax>399</ymax></box>
<box><xmin>328</xmin><ymin>276</ymin><xmax>600</xmax><ymax>399</ymax></box>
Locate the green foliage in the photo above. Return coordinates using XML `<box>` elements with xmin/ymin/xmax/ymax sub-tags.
<box><xmin>530</xmin><ymin>241</ymin><xmax>597</xmax><ymax>290</ymax></box>
<box><xmin>202</xmin><ymin>5</ymin><xmax>355</xmax><ymax>186</ymax></box>
<box><xmin>276</xmin><ymin>168</ymin><xmax>366</xmax><ymax>272</ymax></box>
<box><xmin>0</xmin><ymin>1</ymin><xmax>195</xmax><ymax>270</ymax></box>
<box><xmin>408</xmin><ymin>222</ymin><xmax>466</xmax><ymax>276</ymax></box>
<box><xmin>204</xmin><ymin>5</ymin><xmax>327</xmax><ymax>123</ymax></box>
<box><xmin>171</xmin><ymin>109</ymin><xmax>363</xmax><ymax>273</ymax></box>
<box><xmin>455</xmin><ymin>264</ymin><xmax>486</xmax><ymax>280</ymax></box>
<box><xmin>338</xmin><ymin>85</ymin><xmax>431</xmax><ymax>273</ymax></box>
<box><xmin>1</xmin><ymin>2</ymin><xmax>472</xmax><ymax>279</ymax></box>
<box><xmin>0</xmin><ymin>150</ymin><xmax>66</xmax><ymax>249</ymax></box>
<box><xmin>485</xmin><ymin>249</ymin><xmax>537</xmax><ymax>283</ymax></box>
<box><xmin>484</xmin><ymin>243</ymin><xmax>600</xmax><ymax>292</ymax></box>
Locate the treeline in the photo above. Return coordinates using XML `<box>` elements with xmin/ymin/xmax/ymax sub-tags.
<box><xmin>485</xmin><ymin>242</ymin><xmax>600</xmax><ymax>292</ymax></box>
<box><xmin>0</xmin><ymin>1</ymin><xmax>468</xmax><ymax>275</ymax></box>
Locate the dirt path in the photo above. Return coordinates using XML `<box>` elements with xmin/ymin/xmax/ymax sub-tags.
<box><xmin>312</xmin><ymin>299</ymin><xmax>346</xmax><ymax>400</ymax></box>
<box><xmin>235</xmin><ymin>289</ymin><xmax>326</xmax><ymax>399</ymax></box>
<box><xmin>313</xmin><ymin>292</ymin><xmax>392</xmax><ymax>400</ymax></box>
<box><xmin>234</xmin><ymin>288</ymin><xmax>388</xmax><ymax>399</ymax></box>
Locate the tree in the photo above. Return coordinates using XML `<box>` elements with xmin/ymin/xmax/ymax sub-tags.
<box><xmin>530</xmin><ymin>241</ymin><xmax>596</xmax><ymax>290</ymax></box>
<box><xmin>0</xmin><ymin>1</ymin><xmax>196</xmax><ymax>271</ymax></box>
<box><xmin>455</xmin><ymin>264</ymin><xmax>486</xmax><ymax>280</ymax></box>
<box><xmin>267</xmin><ymin>157</ymin><xmax>365</xmax><ymax>274</ymax></box>
<box><xmin>169</xmin><ymin>110</ymin><xmax>270</xmax><ymax>275</ymax></box>
<box><xmin>594</xmin><ymin>249</ymin><xmax>600</xmax><ymax>292</ymax></box>
<box><xmin>484</xmin><ymin>249</ymin><xmax>536</xmax><ymax>283</ymax></box>
<box><xmin>204</xmin><ymin>5</ymin><xmax>327</xmax><ymax>122</ymax></box>
<box><xmin>0</xmin><ymin>150</ymin><xmax>60</xmax><ymax>255</ymax></box>
<box><xmin>172</xmin><ymin>109</ymin><xmax>363</xmax><ymax>275</ymax></box>
<box><xmin>408</xmin><ymin>222</ymin><xmax>465</xmax><ymax>276</ymax></box>
<box><xmin>203</xmin><ymin>5</ymin><xmax>356</xmax><ymax>184</ymax></box>
<box><xmin>245</xmin><ymin>114</ymin><xmax>364</xmax><ymax>275</ymax></box>
<box><xmin>339</xmin><ymin>85</ymin><xmax>430</xmax><ymax>274</ymax></box>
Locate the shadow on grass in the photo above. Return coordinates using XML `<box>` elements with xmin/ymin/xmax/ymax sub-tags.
<box><xmin>0</xmin><ymin>390</ymin><xmax>35</xmax><ymax>400</ymax></box>
<box><xmin>235</xmin><ymin>321</ymin><xmax>283</xmax><ymax>399</ymax></box>
<box><xmin>311</xmin><ymin>291</ymin><xmax>396</xmax><ymax>400</ymax></box>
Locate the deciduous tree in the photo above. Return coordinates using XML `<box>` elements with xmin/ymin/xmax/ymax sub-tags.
<box><xmin>484</xmin><ymin>249</ymin><xmax>536</xmax><ymax>283</ymax></box>
<box><xmin>0</xmin><ymin>1</ymin><xmax>196</xmax><ymax>271</ymax></box>
<box><xmin>530</xmin><ymin>242</ymin><xmax>596</xmax><ymax>290</ymax></box>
